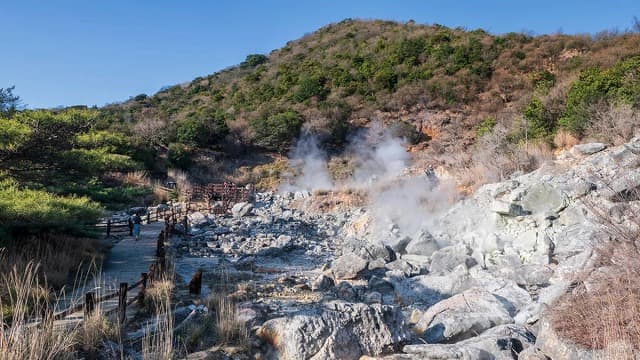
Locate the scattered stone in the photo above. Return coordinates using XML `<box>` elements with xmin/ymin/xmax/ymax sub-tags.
<box><xmin>405</xmin><ymin>230</ymin><xmax>440</xmax><ymax>256</ymax></box>
<box><xmin>231</xmin><ymin>202</ymin><xmax>253</xmax><ymax>218</ymax></box>
<box><xmin>331</xmin><ymin>253</ymin><xmax>368</xmax><ymax>280</ymax></box>
<box><xmin>311</xmin><ymin>274</ymin><xmax>335</xmax><ymax>291</ymax></box>
<box><xmin>492</xmin><ymin>200</ymin><xmax>528</xmax><ymax>216</ymax></box>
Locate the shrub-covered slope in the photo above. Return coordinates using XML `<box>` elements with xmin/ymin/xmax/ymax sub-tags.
<box><xmin>101</xmin><ymin>19</ymin><xmax>640</xmax><ymax>160</ymax></box>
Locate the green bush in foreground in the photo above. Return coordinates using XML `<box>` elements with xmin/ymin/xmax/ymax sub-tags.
<box><xmin>0</xmin><ymin>179</ymin><xmax>103</xmax><ymax>238</ymax></box>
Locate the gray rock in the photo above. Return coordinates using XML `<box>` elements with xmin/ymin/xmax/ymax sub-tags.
<box><xmin>342</xmin><ymin>237</ymin><xmax>395</xmax><ymax>262</ymax></box>
<box><xmin>405</xmin><ymin>230</ymin><xmax>440</xmax><ymax>256</ymax></box>
<box><xmin>385</xmin><ymin>259</ymin><xmax>422</xmax><ymax>278</ymax></box>
<box><xmin>331</xmin><ymin>253</ymin><xmax>368</xmax><ymax>280</ymax></box>
<box><xmin>364</xmin><ymin>291</ymin><xmax>383</xmax><ymax>304</ymax></box>
<box><xmin>607</xmin><ymin>169</ymin><xmax>640</xmax><ymax>201</ymax></box>
<box><xmin>188</xmin><ymin>211</ymin><xmax>210</xmax><ymax>227</ymax></box>
<box><xmin>571</xmin><ymin>143</ymin><xmax>606</xmax><ymax>155</ymax></box>
<box><xmin>413</xmin><ymin>287</ymin><xmax>514</xmax><ymax>343</ymax></box>
<box><xmin>231</xmin><ymin>202</ymin><xmax>253</xmax><ymax>218</ymax></box>
<box><xmin>393</xmin><ymin>266</ymin><xmax>531</xmax><ymax>312</ymax></box>
<box><xmin>429</xmin><ymin>244</ymin><xmax>477</xmax><ymax>275</ymax></box>
<box><xmin>257</xmin><ymin>301</ymin><xmax>410</xmax><ymax>360</ymax></box>
<box><xmin>535</xmin><ymin>316</ymin><xmax>601</xmax><ymax>360</ymax></box>
<box><xmin>521</xmin><ymin>183</ymin><xmax>568</xmax><ymax>214</ymax></box>
<box><xmin>368</xmin><ymin>258</ymin><xmax>387</xmax><ymax>270</ymax></box>
<box><xmin>335</xmin><ymin>281</ymin><xmax>358</xmax><ymax>302</ymax></box>
<box><xmin>294</xmin><ymin>190</ymin><xmax>311</xmax><ymax>200</ymax></box>
<box><xmin>368</xmin><ymin>276</ymin><xmax>395</xmax><ymax>294</ymax></box>
<box><xmin>311</xmin><ymin>274</ymin><xmax>335</xmax><ymax>292</ymax></box>
<box><xmin>624</xmin><ymin>136</ymin><xmax>640</xmax><ymax>154</ymax></box>
<box><xmin>492</xmin><ymin>200</ymin><xmax>528</xmax><ymax>216</ymax></box>
<box><xmin>402</xmin><ymin>324</ymin><xmax>536</xmax><ymax>360</ymax></box>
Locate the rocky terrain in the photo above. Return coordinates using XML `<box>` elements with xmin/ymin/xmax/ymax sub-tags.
<box><xmin>172</xmin><ymin>137</ymin><xmax>640</xmax><ymax>359</ymax></box>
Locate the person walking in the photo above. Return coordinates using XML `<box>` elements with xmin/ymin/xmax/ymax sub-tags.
<box><xmin>132</xmin><ymin>213</ymin><xmax>142</xmax><ymax>241</ymax></box>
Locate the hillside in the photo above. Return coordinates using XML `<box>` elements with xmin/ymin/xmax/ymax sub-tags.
<box><xmin>2</xmin><ymin>18</ymin><xmax>640</xmax><ymax>268</ymax></box>
<box><xmin>98</xmin><ymin>19</ymin><xmax>640</xmax><ymax>184</ymax></box>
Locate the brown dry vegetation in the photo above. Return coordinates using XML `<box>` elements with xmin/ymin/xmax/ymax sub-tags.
<box><xmin>0</xmin><ymin>234</ymin><xmax>104</xmax><ymax>288</ymax></box>
<box><xmin>552</xmin><ymin>189</ymin><xmax>640</xmax><ymax>355</ymax></box>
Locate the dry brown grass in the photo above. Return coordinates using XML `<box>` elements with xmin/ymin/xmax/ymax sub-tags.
<box><xmin>551</xmin><ymin>243</ymin><xmax>640</xmax><ymax>353</ymax></box>
<box><xmin>205</xmin><ymin>293</ymin><xmax>249</xmax><ymax>347</ymax></box>
<box><xmin>142</xmin><ymin>276</ymin><xmax>174</xmax><ymax>360</ymax></box>
<box><xmin>553</xmin><ymin>130</ymin><xmax>580</xmax><ymax>150</ymax></box>
<box><xmin>0</xmin><ymin>262</ymin><xmax>80</xmax><ymax>359</ymax></box>
<box><xmin>0</xmin><ymin>234</ymin><xmax>103</xmax><ymax>288</ymax></box>
<box><xmin>586</xmin><ymin>102</ymin><xmax>639</xmax><ymax>145</ymax></box>
<box><xmin>552</xmin><ymin>188</ymin><xmax>640</xmax><ymax>355</ymax></box>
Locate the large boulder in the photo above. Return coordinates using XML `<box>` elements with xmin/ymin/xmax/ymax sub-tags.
<box><xmin>231</xmin><ymin>202</ymin><xmax>253</xmax><ymax>218</ymax></box>
<box><xmin>405</xmin><ymin>230</ymin><xmax>440</xmax><ymax>256</ymax></box>
<box><xmin>400</xmin><ymin>324</ymin><xmax>536</xmax><ymax>360</ymax></box>
<box><xmin>521</xmin><ymin>183</ymin><xmax>568</xmax><ymax>214</ymax></box>
<box><xmin>492</xmin><ymin>200</ymin><xmax>528</xmax><ymax>216</ymax></box>
<box><xmin>331</xmin><ymin>253</ymin><xmax>368</xmax><ymax>280</ymax></box>
<box><xmin>413</xmin><ymin>287</ymin><xmax>514</xmax><ymax>343</ymax></box>
<box><xmin>624</xmin><ymin>136</ymin><xmax>640</xmax><ymax>155</ymax></box>
<box><xmin>187</xmin><ymin>211</ymin><xmax>210</xmax><ymax>227</ymax></box>
<box><xmin>257</xmin><ymin>301</ymin><xmax>410</xmax><ymax>360</ymax></box>
<box><xmin>429</xmin><ymin>244</ymin><xmax>477</xmax><ymax>275</ymax></box>
<box><xmin>393</xmin><ymin>266</ymin><xmax>531</xmax><ymax>312</ymax></box>
<box><xmin>571</xmin><ymin>142</ymin><xmax>606</xmax><ymax>155</ymax></box>
<box><xmin>342</xmin><ymin>237</ymin><xmax>395</xmax><ymax>262</ymax></box>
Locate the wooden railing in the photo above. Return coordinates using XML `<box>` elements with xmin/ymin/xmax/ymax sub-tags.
<box><xmin>44</xmin><ymin>225</ymin><xmax>173</xmax><ymax>324</ymax></box>
<box><xmin>92</xmin><ymin>182</ymin><xmax>254</xmax><ymax>237</ymax></box>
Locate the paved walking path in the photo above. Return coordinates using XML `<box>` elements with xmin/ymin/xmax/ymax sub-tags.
<box><xmin>54</xmin><ymin>221</ymin><xmax>166</xmax><ymax>325</ymax></box>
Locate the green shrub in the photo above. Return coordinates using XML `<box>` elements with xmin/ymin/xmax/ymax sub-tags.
<box><xmin>61</xmin><ymin>148</ymin><xmax>138</xmax><ymax>173</ymax></box>
<box><xmin>476</xmin><ymin>117</ymin><xmax>497</xmax><ymax>137</ymax></box>
<box><xmin>176</xmin><ymin>117</ymin><xmax>209</xmax><ymax>147</ymax></box>
<box><xmin>293</xmin><ymin>76</ymin><xmax>327</xmax><ymax>102</ymax></box>
<box><xmin>560</xmin><ymin>56</ymin><xmax>640</xmax><ymax>134</ymax></box>
<box><xmin>524</xmin><ymin>97</ymin><xmax>555</xmax><ymax>139</ymax></box>
<box><xmin>0</xmin><ymin>118</ymin><xmax>31</xmax><ymax>152</ymax></box>
<box><xmin>530</xmin><ymin>70</ymin><xmax>556</xmax><ymax>94</ymax></box>
<box><xmin>241</xmin><ymin>54</ymin><xmax>268</xmax><ymax>68</ymax></box>
<box><xmin>250</xmin><ymin>110</ymin><xmax>303</xmax><ymax>152</ymax></box>
<box><xmin>59</xmin><ymin>178</ymin><xmax>151</xmax><ymax>209</ymax></box>
<box><xmin>75</xmin><ymin>130</ymin><xmax>130</xmax><ymax>154</ymax></box>
<box><xmin>0</xmin><ymin>179</ymin><xmax>103</xmax><ymax>237</ymax></box>
<box><xmin>168</xmin><ymin>143</ymin><xmax>193</xmax><ymax>169</ymax></box>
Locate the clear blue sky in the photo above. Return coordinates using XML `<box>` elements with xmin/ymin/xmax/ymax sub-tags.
<box><xmin>3</xmin><ymin>0</ymin><xmax>640</xmax><ymax>108</ymax></box>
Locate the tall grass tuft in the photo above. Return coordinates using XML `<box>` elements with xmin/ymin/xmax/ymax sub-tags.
<box><xmin>0</xmin><ymin>262</ymin><xmax>79</xmax><ymax>359</ymax></box>
<box><xmin>142</xmin><ymin>276</ymin><xmax>174</xmax><ymax>360</ymax></box>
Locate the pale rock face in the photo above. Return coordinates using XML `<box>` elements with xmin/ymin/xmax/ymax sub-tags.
<box><xmin>257</xmin><ymin>301</ymin><xmax>410</xmax><ymax>360</ymax></box>
<box><xmin>231</xmin><ymin>201</ymin><xmax>253</xmax><ymax>217</ymax></box>
<box><xmin>413</xmin><ymin>287</ymin><xmax>514</xmax><ymax>343</ymax></box>
<box><xmin>330</xmin><ymin>253</ymin><xmax>368</xmax><ymax>280</ymax></box>
<box><xmin>571</xmin><ymin>142</ymin><xmax>607</xmax><ymax>155</ymax></box>
<box><xmin>176</xmin><ymin>138</ymin><xmax>640</xmax><ymax>359</ymax></box>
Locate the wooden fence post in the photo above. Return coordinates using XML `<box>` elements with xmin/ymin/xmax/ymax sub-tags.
<box><xmin>128</xmin><ymin>218</ymin><xmax>133</xmax><ymax>236</ymax></box>
<box><xmin>106</xmin><ymin>219</ymin><xmax>111</xmax><ymax>237</ymax></box>
<box><xmin>84</xmin><ymin>292</ymin><xmax>96</xmax><ymax>316</ymax></box>
<box><xmin>148</xmin><ymin>263</ymin><xmax>156</xmax><ymax>285</ymax></box>
<box><xmin>146</xmin><ymin>208</ymin><xmax>151</xmax><ymax>224</ymax></box>
<box><xmin>182</xmin><ymin>215</ymin><xmax>189</xmax><ymax>235</ymax></box>
<box><xmin>189</xmin><ymin>270</ymin><xmax>202</xmax><ymax>295</ymax></box>
<box><xmin>138</xmin><ymin>273</ymin><xmax>148</xmax><ymax>304</ymax></box>
<box><xmin>118</xmin><ymin>282</ymin><xmax>128</xmax><ymax>324</ymax></box>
